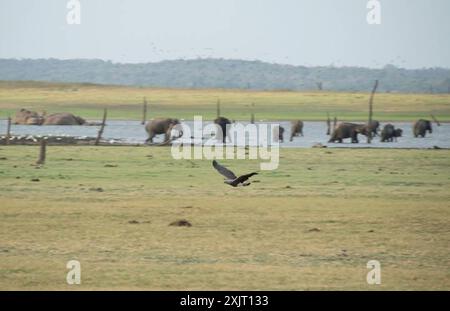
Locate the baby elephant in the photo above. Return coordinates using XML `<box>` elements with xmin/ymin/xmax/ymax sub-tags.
<box><xmin>290</xmin><ymin>120</ymin><xmax>304</xmax><ymax>141</ymax></box>
<box><xmin>273</xmin><ymin>125</ymin><xmax>285</xmax><ymax>143</ymax></box>
<box><xmin>413</xmin><ymin>119</ymin><xmax>432</xmax><ymax>138</ymax></box>
<box><xmin>381</xmin><ymin>124</ymin><xmax>403</xmax><ymax>142</ymax></box>
<box><xmin>145</xmin><ymin>118</ymin><xmax>181</xmax><ymax>143</ymax></box>
<box><xmin>214</xmin><ymin>117</ymin><xmax>232</xmax><ymax>143</ymax></box>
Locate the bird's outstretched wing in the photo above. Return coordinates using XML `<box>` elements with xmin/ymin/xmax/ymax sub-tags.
<box><xmin>234</xmin><ymin>172</ymin><xmax>258</xmax><ymax>185</ymax></box>
<box><xmin>212</xmin><ymin>160</ymin><xmax>237</xmax><ymax>180</ymax></box>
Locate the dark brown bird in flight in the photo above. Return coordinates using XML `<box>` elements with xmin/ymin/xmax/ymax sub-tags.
<box><xmin>212</xmin><ymin>160</ymin><xmax>258</xmax><ymax>187</ymax></box>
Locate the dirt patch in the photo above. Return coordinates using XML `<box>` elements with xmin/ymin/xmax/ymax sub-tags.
<box><xmin>128</xmin><ymin>220</ymin><xmax>151</xmax><ymax>224</ymax></box>
<box><xmin>89</xmin><ymin>187</ymin><xmax>104</xmax><ymax>192</ymax></box>
<box><xmin>104</xmin><ymin>164</ymin><xmax>118</xmax><ymax>168</ymax></box>
<box><xmin>169</xmin><ymin>219</ymin><xmax>192</xmax><ymax>227</ymax></box>
<box><xmin>312</xmin><ymin>143</ymin><xmax>327</xmax><ymax>148</ymax></box>
<box><xmin>308</xmin><ymin>228</ymin><xmax>321</xmax><ymax>232</ymax></box>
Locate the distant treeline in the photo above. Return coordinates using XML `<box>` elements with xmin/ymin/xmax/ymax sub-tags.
<box><xmin>0</xmin><ymin>58</ymin><xmax>449</xmax><ymax>93</ymax></box>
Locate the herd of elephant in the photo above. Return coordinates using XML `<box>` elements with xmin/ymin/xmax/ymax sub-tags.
<box><xmin>14</xmin><ymin>109</ymin><xmax>99</xmax><ymax>126</ymax></box>
<box><xmin>327</xmin><ymin>119</ymin><xmax>433</xmax><ymax>143</ymax></box>
<box><xmin>144</xmin><ymin>116</ymin><xmax>434</xmax><ymax>144</ymax></box>
<box><xmin>278</xmin><ymin>119</ymin><xmax>433</xmax><ymax>143</ymax></box>
<box><xmin>14</xmin><ymin>108</ymin><xmax>434</xmax><ymax>144</ymax></box>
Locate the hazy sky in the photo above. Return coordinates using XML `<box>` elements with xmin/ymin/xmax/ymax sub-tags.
<box><xmin>1</xmin><ymin>0</ymin><xmax>449</xmax><ymax>68</ymax></box>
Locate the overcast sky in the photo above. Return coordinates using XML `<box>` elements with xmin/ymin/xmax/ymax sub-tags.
<box><xmin>1</xmin><ymin>0</ymin><xmax>449</xmax><ymax>68</ymax></box>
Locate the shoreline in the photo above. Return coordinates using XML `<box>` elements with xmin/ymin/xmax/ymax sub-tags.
<box><xmin>0</xmin><ymin>135</ymin><xmax>448</xmax><ymax>150</ymax></box>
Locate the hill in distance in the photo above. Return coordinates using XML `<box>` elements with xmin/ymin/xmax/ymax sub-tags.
<box><xmin>0</xmin><ymin>58</ymin><xmax>449</xmax><ymax>93</ymax></box>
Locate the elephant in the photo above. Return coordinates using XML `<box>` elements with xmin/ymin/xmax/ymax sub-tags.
<box><xmin>273</xmin><ymin>125</ymin><xmax>285</xmax><ymax>143</ymax></box>
<box><xmin>381</xmin><ymin>124</ymin><xmax>403</xmax><ymax>142</ymax></box>
<box><xmin>413</xmin><ymin>119</ymin><xmax>432</xmax><ymax>138</ymax></box>
<box><xmin>43</xmin><ymin>113</ymin><xmax>86</xmax><ymax>125</ymax></box>
<box><xmin>290</xmin><ymin>120</ymin><xmax>304</xmax><ymax>141</ymax></box>
<box><xmin>355</xmin><ymin>120</ymin><xmax>380</xmax><ymax>137</ymax></box>
<box><xmin>14</xmin><ymin>109</ymin><xmax>44</xmax><ymax>125</ymax></box>
<box><xmin>145</xmin><ymin>118</ymin><xmax>181</xmax><ymax>143</ymax></box>
<box><xmin>328</xmin><ymin>122</ymin><xmax>365</xmax><ymax>143</ymax></box>
<box><xmin>367</xmin><ymin>120</ymin><xmax>380</xmax><ymax>136</ymax></box>
<box><xmin>214</xmin><ymin>117</ymin><xmax>232</xmax><ymax>143</ymax></box>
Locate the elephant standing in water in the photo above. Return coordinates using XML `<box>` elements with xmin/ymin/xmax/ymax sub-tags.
<box><xmin>413</xmin><ymin>119</ymin><xmax>433</xmax><ymax>138</ymax></box>
<box><xmin>43</xmin><ymin>113</ymin><xmax>86</xmax><ymax>125</ymax></box>
<box><xmin>273</xmin><ymin>125</ymin><xmax>285</xmax><ymax>143</ymax></box>
<box><xmin>329</xmin><ymin>122</ymin><xmax>365</xmax><ymax>143</ymax></box>
<box><xmin>366</xmin><ymin>120</ymin><xmax>380</xmax><ymax>136</ymax></box>
<box><xmin>290</xmin><ymin>120</ymin><xmax>304</xmax><ymax>141</ymax></box>
<box><xmin>145</xmin><ymin>118</ymin><xmax>181</xmax><ymax>143</ymax></box>
<box><xmin>14</xmin><ymin>109</ymin><xmax>44</xmax><ymax>125</ymax></box>
<box><xmin>381</xmin><ymin>124</ymin><xmax>403</xmax><ymax>142</ymax></box>
<box><xmin>353</xmin><ymin>120</ymin><xmax>380</xmax><ymax>137</ymax></box>
<box><xmin>214</xmin><ymin>117</ymin><xmax>232</xmax><ymax>143</ymax></box>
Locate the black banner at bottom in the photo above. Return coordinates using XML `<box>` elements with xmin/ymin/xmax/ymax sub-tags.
<box><xmin>1</xmin><ymin>291</ymin><xmax>447</xmax><ymax>310</ymax></box>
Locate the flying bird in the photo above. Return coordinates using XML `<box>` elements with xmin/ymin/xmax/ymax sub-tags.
<box><xmin>212</xmin><ymin>160</ymin><xmax>258</xmax><ymax>187</ymax></box>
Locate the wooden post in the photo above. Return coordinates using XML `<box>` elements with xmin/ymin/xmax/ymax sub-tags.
<box><xmin>430</xmin><ymin>114</ymin><xmax>441</xmax><ymax>126</ymax></box>
<box><xmin>95</xmin><ymin>108</ymin><xmax>107</xmax><ymax>146</ymax></box>
<box><xmin>141</xmin><ymin>97</ymin><xmax>148</xmax><ymax>125</ymax></box>
<box><xmin>326</xmin><ymin>113</ymin><xmax>331</xmax><ymax>135</ymax></box>
<box><xmin>5</xmin><ymin>116</ymin><xmax>11</xmax><ymax>145</ymax></box>
<box><xmin>250</xmin><ymin>103</ymin><xmax>255</xmax><ymax>124</ymax></box>
<box><xmin>216</xmin><ymin>99</ymin><xmax>221</xmax><ymax>118</ymax></box>
<box><xmin>367</xmin><ymin>80</ymin><xmax>379</xmax><ymax>144</ymax></box>
<box><xmin>36</xmin><ymin>139</ymin><xmax>47</xmax><ymax>165</ymax></box>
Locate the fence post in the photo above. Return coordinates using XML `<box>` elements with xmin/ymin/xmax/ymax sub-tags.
<box><xmin>367</xmin><ymin>80</ymin><xmax>379</xmax><ymax>144</ymax></box>
<box><xmin>430</xmin><ymin>114</ymin><xmax>441</xmax><ymax>127</ymax></box>
<box><xmin>250</xmin><ymin>103</ymin><xmax>255</xmax><ymax>124</ymax></box>
<box><xmin>216</xmin><ymin>99</ymin><xmax>221</xmax><ymax>118</ymax></box>
<box><xmin>36</xmin><ymin>139</ymin><xmax>47</xmax><ymax>165</ymax></box>
<box><xmin>5</xmin><ymin>116</ymin><xmax>11</xmax><ymax>145</ymax></box>
<box><xmin>95</xmin><ymin>108</ymin><xmax>107</xmax><ymax>146</ymax></box>
<box><xmin>141</xmin><ymin>97</ymin><xmax>148</xmax><ymax>125</ymax></box>
<box><xmin>326</xmin><ymin>113</ymin><xmax>331</xmax><ymax>135</ymax></box>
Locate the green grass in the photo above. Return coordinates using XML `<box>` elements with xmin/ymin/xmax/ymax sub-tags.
<box><xmin>1</xmin><ymin>81</ymin><xmax>449</xmax><ymax>121</ymax></box>
<box><xmin>0</xmin><ymin>146</ymin><xmax>449</xmax><ymax>290</ymax></box>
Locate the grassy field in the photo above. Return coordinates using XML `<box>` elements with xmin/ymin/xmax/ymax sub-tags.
<box><xmin>1</xmin><ymin>81</ymin><xmax>449</xmax><ymax>121</ymax></box>
<box><xmin>0</xmin><ymin>146</ymin><xmax>449</xmax><ymax>290</ymax></box>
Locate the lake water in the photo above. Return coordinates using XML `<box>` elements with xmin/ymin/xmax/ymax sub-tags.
<box><xmin>1</xmin><ymin>120</ymin><xmax>449</xmax><ymax>149</ymax></box>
